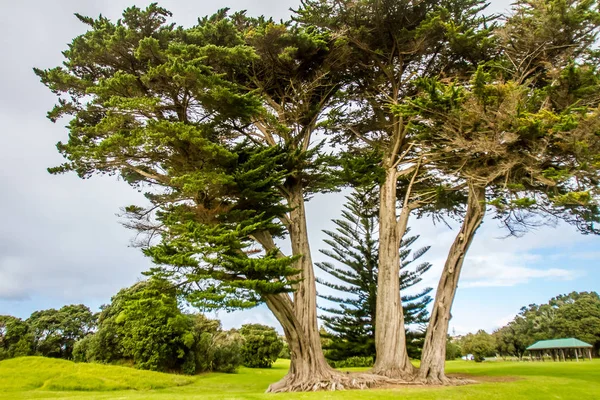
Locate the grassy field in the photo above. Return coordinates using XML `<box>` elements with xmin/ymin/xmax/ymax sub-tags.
<box><xmin>1</xmin><ymin>357</ymin><xmax>599</xmax><ymax>399</ymax></box>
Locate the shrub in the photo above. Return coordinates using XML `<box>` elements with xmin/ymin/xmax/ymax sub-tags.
<box><xmin>239</xmin><ymin>324</ymin><xmax>283</xmax><ymax>368</ymax></box>
<box><xmin>211</xmin><ymin>331</ymin><xmax>244</xmax><ymax>373</ymax></box>
<box><xmin>446</xmin><ymin>339</ymin><xmax>462</xmax><ymax>360</ymax></box>
<box><xmin>461</xmin><ymin>330</ymin><xmax>496</xmax><ymax>362</ymax></box>
<box><xmin>278</xmin><ymin>339</ymin><xmax>290</xmax><ymax>359</ymax></box>
<box><xmin>328</xmin><ymin>356</ymin><xmax>374</xmax><ymax>368</ymax></box>
<box><xmin>72</xmin><ymin>335</ymin><xmax>93</xmax><ymax>362</ymax></box>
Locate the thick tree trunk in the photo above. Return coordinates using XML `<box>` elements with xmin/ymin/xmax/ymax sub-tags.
<box><xmin>419</xmin><ymin>183</ymin><xmax>486</xmax><ymax>384</ymax></box>
<box><xmin>264</xmin><ymin>293</ymin><xmax>397</xmax><ymax>392</ymax></box>
<box><xmin>263</xmin><ymin>185</ymin><xmax>397</xmax><ymax>391</ymax></box>
<box><xmin>263</xmin><ymin>293</ymin><xmax>336</xmax><ymax>392</ymax></box>
<box><xmin>287</xmin><ymin>185</ymin><xmax>323</xmax><ymax>364</ymax></box>
<box><xmin>257</xmin><ymin>182</ymin><xmax>336</xmax><ymax>391</ymax></box>
<box><xmin>372</xmin><ymin>168</ymin><xmax>415</xmax><ymax>379</ymax></box>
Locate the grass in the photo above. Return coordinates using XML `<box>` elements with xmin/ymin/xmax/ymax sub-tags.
<box><xmin>0</xmin><ymin>357</ymin><xmax>599</xmax><ymax>399</ymax></box>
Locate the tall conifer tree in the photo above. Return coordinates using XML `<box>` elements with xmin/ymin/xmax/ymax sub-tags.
<box><xmin>316</xmin><ymin>189</ymin><xmax>432</xmax><ymax>361</ymax></box>
<box><xmin>410</xmin><ymin>0</ymin><xmax>600</xmax><ymax>383</ymax></box>
<box><xmin>297</xmin><ymin>0</ymin><xmax>495</xmax><ymax>378</ymax></box>
<box><xmin>35</xmin><ymin>5</ymin><xmax>392</xmax><ymax>392</ymax></box>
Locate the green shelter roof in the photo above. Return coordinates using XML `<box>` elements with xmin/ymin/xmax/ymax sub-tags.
<box><xmin>526</xmin><ymin>338</ymin><xmax>593</xmax><ymax>350</ymax></box>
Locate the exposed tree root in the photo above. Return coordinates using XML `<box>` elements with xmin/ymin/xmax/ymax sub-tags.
<box><xmin>416</xmin><ymin>374</ymin><xmax>476</xmax><ymax>386</ymax></box>
<box><xmin>266</xmin><ymin>371</ymin><xmax>415</xmax><ymax>393</ymax></box>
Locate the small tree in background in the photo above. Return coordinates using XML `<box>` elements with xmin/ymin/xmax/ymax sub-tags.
<box><xmin>27</xmin><ymin>304</ymin><xmax>95</xmax><ymax>359</ymax></box>
<box><xmin>317</xmin><ymin>188</ymin><xmax>432</xmax><ymax>361</ymax></box>
<box><xmin>240</xmin><ymin>324</ymin><xmax>284</xmax><ymax>368</ymax></box>
<box><xmin>445</xmin><ymin>337</ymin><xmax>462</xmax><ymax>361</ymax></box>
<box><xmin>461</xmin><ymin>330</ymin><xmax>496</xmax><ymax>362</ymax></box>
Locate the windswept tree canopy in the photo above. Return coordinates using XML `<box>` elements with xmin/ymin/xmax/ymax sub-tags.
<box><xmin>34</xmin><ymin>4</ymin><xmax>348</xmax><ymax>310</ymax></box>
<box><xmin>409</xmin><ymin>0</ymin><xmax>600</xmax><ymax>234</ymax></box>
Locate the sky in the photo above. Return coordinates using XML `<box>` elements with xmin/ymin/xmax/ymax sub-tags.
<box><xmin>0</xmin><ymin>0</ymin><xmax>598</xmax><ymax>336</ymax></box>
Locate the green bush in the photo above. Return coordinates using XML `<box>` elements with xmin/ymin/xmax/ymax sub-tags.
<box><xmin>239</xmin><ymin>324</ymin><xmax>283</xmax><ymax>368</ymax></box>
<box><xmin>184</xmin><ymin>315</ymin><xmax>243</xmax><ymax>374</ymax></box>
<box><xmin>211</xmin><ymin>331</ymin><xmax>244</xmax><ymax>373</ymax></box>
<box><xmin>278</xmin><ymin>339</ymin><xmax>290</xmax><ymax>359</ymax></box>
<box><xmin>72</xmin><ymin>335</ymin><xmax>93</xmax><ymax>362</ymax></box>
<box><xmin>328</xmin><ymin>356</ymin><xmax>374</xmax><ymax>368</ymax></box>
<box><xmin>461</xmin><ymin>330</ymin><xmax>496</xmax><ymax>362</ymax></box>
<box><xmin>446</xmin><ymin>339</ymin><xmax>462</xmax><ymax>360</ymax></box>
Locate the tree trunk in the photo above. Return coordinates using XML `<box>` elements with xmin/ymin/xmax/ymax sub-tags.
<box><xmin>261</xmin><ymin>183</ymin><xmax>336</xmax><ymax>391</ymax></box>
<box><xmin>372</xmin><ymin>167</ymin><xmax>415</xmax><ymax>379</ymax></box>
<box><xmin>419</xmin><ymin>183</ymin><xmax>486</xmax><ymax>384</ymax></box>
<box><xmin>263</xmin><ymin>184</ymin><xmax>397</xmax><ymax>391</ymax></box>
<box><xmin>263</xmin><ymin>293</ymin><xmax>336</xmax><ymax>391</ymax></box>
<box><xmin>264</xmin><ymin>293</ymin><xmax>396</xmax><ymax>391</ymax></box>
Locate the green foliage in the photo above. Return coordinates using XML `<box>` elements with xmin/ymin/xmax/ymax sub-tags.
<box><xmin>77</xmin><ymin>279</ymin><xmax>243</xmax><ymax>374</ymax></box>
<box><xmin>209</xmin><ymin>330</ymin><xmax>244</xmax><ymax>373</ymax></box>
<box><xmin>113</xmin><ymin>279</ymin><xmax>191</xmax><ymax>371</ymax></box>
<box><xmin>407</xmin><ymin>0</ymin><xmax>600</xmax><ymax>237</ymax></box>
<box><xmin>494</xmin><ymin>291</ymin><xmax>600</xmax><ymax>358</ymax></box>
<box><xmin>317</xmin><ymin>188</ymin><xmax>432</xmax><ymax>361</ymax></box>
<box><xmin>327</xmin><ymin>356</ymin><xmax>374</xmax><ymax>368</ymax></box>
<box><xmin>27</xmin><ymin>305</ymin><xmax>95</xmax><ymax>360</ymax></box>
<box><xmin>72</xmin><ymin>335</ymin><xmax>93</xmax><ymax>363</ymax></box>
<box><xmin>239</xmin><ymin>324</ymin><xmax>283</xmax><ymax>368</ymax></box>
<box><xmin>278</xmin><ymin>339</ymin><xmax>290</xmax><ymax>359</ymax></box>
<box><xmin>461</xmin><ymin>330</ymin><xmax>496</xmax><ymax>362</ymax></box>
<box><xmin>0</xmin><ymin>316</ymin><xmax>34</xmax><ymax>360</ymax></box>
<box><xmin>446</xmin><ymin>338</ymin><xmax>462</xmax><ymax>360</ymax></box>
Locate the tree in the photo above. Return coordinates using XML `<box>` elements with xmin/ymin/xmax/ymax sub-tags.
<box><xmin>81</xmin><ymin>278</ymin><xmax>243</xmax><ymax>374</ymax></box>
<box><xmin>461</xmin><ymin>330</ymin><xmax>496</xmax><ymax>362</ymax></box>
<box><xmin>27</xmin><ymin>304</ymin><xmax>95</xmax><ymax>359</ymax></box>
<box><xmin>0</xmin><ymin>316</ymin><xmax>33</xmax><ymax>360</ymax></box>
<box><xmin>493</xmin><ymin>321</ymin><xmax>532</xmax><ymax>360</ymax></box>
<box><xmin>494</xmin><ymin>291</ymin><xmax>600</xmax><ymax>358</ymax></box>
<box><xmin>317</xmin><ymin>188</ymin><xmax>432</xmax><ymax>361</ymax></box>
<box><xmin>554</xmin><ymin>292</ymin><xmax>600</xmax><ymax>355</ymax></box>
<box><xmin>445</xmin><ymin>337</ymin><xmax>462</xmax><ymax>361</ymax></box>
<box><xmin>35</xmin><ymin>5</ymin><xmax>386</xmax><ymax>391</ymax></box>
<box><xmin>297</xmin><ymin>0</ymin><xmax>494</xmax><ymax>378</ymax></box>
<box><xmin>110</xmin><ymin>279</ymin><xmax>193</xmax><ymax>371</ymax></box>
<box><xmin>240</xmin><ymin>324</ymin><xmax>284</xmax><ymax>368</ymax></box>
<box><xmin>410</xmin><ymin>0</ymin><xmax>600</xmax><ymax>382</ymax></box>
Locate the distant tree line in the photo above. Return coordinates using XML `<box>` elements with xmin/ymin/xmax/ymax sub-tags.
<box><xmin>443</xmin><ymin>291</ymin><xmax>600</xmax><ymax>362</ymax></box>
<box><xmin>0</xmin><ymin>279</ymin><xmax>283</xmax><ymax>374</ymax></box>
<box><xmin>493</xmin><ymin>291</ymin><xmax>600</xmax><ymax>360</ymax></box>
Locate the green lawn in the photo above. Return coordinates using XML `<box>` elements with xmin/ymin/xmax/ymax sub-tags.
<box><xmin>1</xmin><ymin>357</ymin><xmax>599</xmax><ymax>399</ymax></box>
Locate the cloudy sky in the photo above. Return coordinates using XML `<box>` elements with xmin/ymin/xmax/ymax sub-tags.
<box><xmin>1</xmin><ymin>0</ymin><xmax>598</xmax><ymax>335</ymax></box>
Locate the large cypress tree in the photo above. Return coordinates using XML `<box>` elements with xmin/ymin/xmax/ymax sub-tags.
<box><xmin>411</xmin><ymin>0</ymin><xmax>600</xmax><ymax>383</ymax></box>
<box><xmin>35</xmin><ymin>5</ymin><xmax>391</xmax><ymax>392</ymax></box>
<box><xmin>316</xmin><ymin>188</ymin><xmax>432</xmax><ymax>361</ymax></box>
<box><xmin>296</xmin><ymin>0</ymin><xmax>495</xmax><ymax>378</ymax></box>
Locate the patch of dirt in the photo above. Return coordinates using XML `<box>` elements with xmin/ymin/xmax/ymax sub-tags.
<box><xmin>378</xmin><ymin>374</ymin><xmax>520</xmax><ymax>390</ymax></box>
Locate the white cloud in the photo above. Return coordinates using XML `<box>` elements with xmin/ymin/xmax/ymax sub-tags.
<box><xmin>460</xmin><ymin>256</ymin><xmax>578</xmax><ymax>288</ymax></box>
<box><xmin>572</xmin><ymin>251</ymin><xmax>600</xmax><ymax>260</ymax></box>
<box><xmin>210</xmin><ymin>306</ymin><xmax>283</xmax><ymax>332</ymax></box>
<box><xmin>461</xmin><ymin>267</ymin><xmax>576</xmax><ymax>288</ymax></box>
<box><xmin>407</xmin><ymin>216</ymin><xmax>594</xmax><ymax>293</ymax></box>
